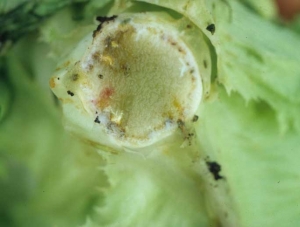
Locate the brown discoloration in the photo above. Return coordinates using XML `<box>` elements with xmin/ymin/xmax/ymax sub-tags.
<box><xmin>97</xmin><ymin>87</ymin><xmax>115</xmax><ymax>108</ymax></box>
<box><xmin>191</xmin><ymin>76</ymin><xmax>196</xmax><ymax>83</ymax></box>
<box><xmin>173</xmin><ymin>98</ymin><xmax>183</xmax><ymax>114</ymax></box>
<box><xmin>102</xmin><ymin>87</ymin><xmax>114</xmax><ymax>99</ymax></box>
<box><xmin>71</xmin><ymin>74</ymin><xmax>79</xmax><ymax>81</ymax></box>
<box><xmin>120</xmin><ymin>63</ymin><xmax>130</xmax><ymax>76</ymax></box>
<box><xmin>92</xmin><ymin>52</ymin><xmax>101</xmax><ymax>60</ymax></box>
<box><xmin>49</xmin><ymin>77</ymin><xmax>56</xmax><ymax>88</ymax></box>
<box><xmin>104</xmin><ymin>36</ymin><xmax>113</xmax><ymax>47</ymax></box>
<box><xmin>186</xmin><ymin>24</ymin><xmax>192</xmax><ymax>29</ymax></box>
<box><xmin>177</xmin><ymin>46</ymin><xmax>186</xmax><ymax>55</ymax></box>
<box><xmin>166</xmin><ymin>37</ymin><xmax>187</xmax><ymax>56</ymax></box>
<box><xmin>177</xmin><ymin>119</ymin><xmax>185</xmax><ymax>131</ymax></box>
<box><xmin>87</xmin><ymin>64</ymin><xmax>94</xmax><ymax>71</ymax></box>
<box><xmin>203</xmin><ymin>60</ymin><xmax>208</xmax><ymax>68</ymax></box>
<box><xmin>54</xmin><ymin>61</ymin><xmax>71</xmax><ymax>72</ymax></box>
<box><xmin>100</xmin><ymin>26</ymin><xmax>135</xmax><ymax>76</ymax></box>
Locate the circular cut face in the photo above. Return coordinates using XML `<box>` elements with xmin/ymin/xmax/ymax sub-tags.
<box><xmin>52</xmin><ymin>14</ymin><xmax>202</xmax><ymax>148</ymax></box>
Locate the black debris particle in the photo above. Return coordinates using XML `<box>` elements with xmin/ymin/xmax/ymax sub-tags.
<box><xmin>206</xmin><ymin>161</ymin><xmax>223</xmax><ymax>180</ymax></box>
<box><xmin>186</xmin><ymin>132</ymin><xmax>195</xmax><ymax>146</ymax></box>
<box><xmin>67</xmin><ymin>90</ymin><xmax>74</xmax><ymax>96</ymax></box>
<box><xmin>188</xmin><ymin>133</ymin><xmax>194</xmax><ymax>137</ymax></box>
<box><xmin>96</xmin><ymin>15</ymin><xmax>118</xmax><ymax>23</ymax></box>
<box><xmin>98</xmin><ymin>74</ymin><xmax>103</xmax><ymax>79</ymax></box>
<box><xmin>93</xmin><ymin>15</ymin><xmax>118</xmax><ymax>37</ymax></box>
<box><xmin>192</xmin><ymin>115</ymin><xmax>199</xmax><ymax>122</ymax></box>
<box><xmin>94</xmin><ymin>116</ymin><xmax>100</xmax><ymax>123</ymax></box>
<box><xmin>206</xmin><ymin>24</ymin><xmax>215</xmax><ymax>35</ymax></box>
<box><xmin>57</xmin><ymin>77</ymin><xmax>60</xmax><ymax>80</ymax></box>
<box><xmin>186</xmin><ymin>24</ymin><xmax>192</xmax><ymax>29</ymax></box>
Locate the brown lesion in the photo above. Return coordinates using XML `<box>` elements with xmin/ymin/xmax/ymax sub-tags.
<box><xmin>120</xmin><ymin>63</ymin><xmax>130</xmax><ymax>76</ymax></box>
<box><xmin>177</xmin><ymin>47</ymin><xmax>186</xmax><ymax>55</ymax></box>
<box><xmin>100</xmin><ymin>26</ymin><xmax>136</xmax><ymax>74</ymax></box>
<box><xmin>172</xmin><ymin>98</ymin><xmax>184</xmax><ymax>117</ymax></box>
<box><xmin>54</xmin><ymin>61</ymin><xmax>70</xmax><ymax>72</ymax></box>
<box><xmin>71</xmin><ymin>73</ymin><xmax>79</xmax><ymax>81</ymax></box>
<box><xmin>177</xmin><ymin>118</ymin><xmax>195</xmax><ymax>145</ymax></box>
<box><xmin>106</xmin><ymin>121</ymin><xmax>126</xmax><ymax>137</ymax></box>
<box><xmin>96</xmin><ymin>87</ymin><xmax>115</xmax><ymax>109</ymax></box>
<box><xmin>92</xmin><ymin>51</ymin><xmax>101</xmax><ymax>60</ymax></box>
<box><xmin>49</xmin><ymin>77</ymin><xmax>56</xmax><ymax>88</ymax></box>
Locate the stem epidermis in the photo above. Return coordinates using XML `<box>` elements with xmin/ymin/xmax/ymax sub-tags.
<box><xmin>50</xmin><ymin>13</ymin><xmax>203</xmax><ymax>148</ymax></box>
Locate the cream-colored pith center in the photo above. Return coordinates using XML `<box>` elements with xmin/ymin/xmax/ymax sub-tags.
<box><xmin>74</xmin><ymin>16</ymin><xmax>202</xmax><ymax>147</ymax></box>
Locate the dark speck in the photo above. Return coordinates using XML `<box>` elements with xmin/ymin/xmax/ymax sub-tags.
<box><xmin>203</xmin><ymin>60</ymin><xmax>208</xmax><ymax>69</ymax></box>
<box><xmin>186</xmin><ymin>24</ymin><xmax>192</xmax><ymax>29</ymax></box>
<box><xmin>177</xmin><ymin>119</ymin><xmax>185</xmax><ymax>128</ymax></box>
<box><xmin>94</xmin><ymin>116</ymin><xmax>100</xmax><ymax>124</ymax></box>
<box><xmin>98</xmin><ymin>74</ymin><xmax>103</xmax><ymax>79</ymax></box>
<box><xmin>67</xmin><ymin>90</ymin><xmax>74</xmax><ymax>96</ymax></box>
<box><xmin>71</xmin><ymin>74</ymin><xmax>79</xmax><ymax>81</ymax></box>
<box><xmin>206</xmin><ymin>24</ymin><xmax>215</xmax><ymax>35</ymax></box>
<box><xmin>206</xmin><ymin>161</ymin><xmax>223</xmax><ymax>180</ymax></box>
<box><xmin>192</xmin><ymin>115</ymin><xmax>198</xmax><ymax>122</ymax></box>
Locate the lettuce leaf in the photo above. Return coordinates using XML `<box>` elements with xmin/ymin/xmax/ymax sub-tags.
<box><xmin>1</xmin><ymin>0</ymin><xmax>300</xmax><ymax>227</ymax></box>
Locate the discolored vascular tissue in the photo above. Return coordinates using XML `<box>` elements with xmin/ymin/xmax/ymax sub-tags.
<box><xmin>50</xmin><ymin>13</ymin><xmax>204</xmax><ymax>148</ymax></box>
